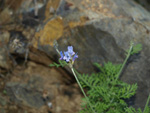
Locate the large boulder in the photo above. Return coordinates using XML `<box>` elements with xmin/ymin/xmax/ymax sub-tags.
<box><xmin>1</xmin><ymin>0</ymin><xmax>150</xmax><ymax>110</ymax></box>
<box><xmin>32</xmin><ymin>0</ymin><xmax>150</xmax><ymax>109</ymax></box>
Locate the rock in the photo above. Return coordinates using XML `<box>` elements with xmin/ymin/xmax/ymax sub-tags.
<box><xmin>0</xmin><ymin>95</ymin><xmax>7</xmax><ymax>106</ymax></box>
<box><xmin>49</xmin><ymin>7</ymin><xmax>55</xmax><ymax>14</ymax></box>
<box><xmin>4</xmin><ymin>0</ymin><xmax>45</xmax><ymax>14</ymax></box>
<box><xmin>9</xmin><ymin>31</ymin><xmax>28</xmax><ymax>54</ymax></box>
<box><xmin>0</xmin><ymin>8</ymin><xmax>13</xmax><ymax>25</ymax></box>
<box><xmin>0</xmin><ymin>31</ymin><xmax>12</xmax><ymax>70</ymax></box>
<box><xmin>1</xmin><ymin>0</ymin><xmax>150</xmax><ymax>111</ymax></box>
<box><xmin>56</xmin><ymin>0</ymin><xmax>78</xmax><ymax>15</ymax></box>
<box><xmin>44</xmin><ymin>0</ymin><xmax>60</xmax><ymax>21</ymax></box>
<box><xmin>4</xmin><ymin>61</ymin><xmax>81</xmax><ymax>112</ymax></box>
<box><xmin>134</xmin><ymin>0</ymin><xmax>150</xmax><ymax>12</ymax></box>
<box><xmin>5</xmin><ymin>82</ymin><xmax>45</xmax><ymax>108</ymax></box>
<box><xmin>79</xmin><ymin>0</ymin><xmax>150</xmax><ymax>109</ymax></box>
<box><xmin>0</xmin><ymin>1</ymin><xmax>83</xmax><ymax>112</ymax></box>
<box><xmin>4</xmin><ymin>0</ymin><xmax>25</xmax><ymax>11</ymax></box>
<box><xmin>32</xmin><ymin>0</ymin><xmax>150</xmax><ymax>109</ymax></box>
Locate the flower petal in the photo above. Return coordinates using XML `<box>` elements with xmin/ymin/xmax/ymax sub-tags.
<box><xmin>63</xmin><ymin>51</ymin><xmax>71</xmax><ymax>62</ymax></box>
<box><xmin>68</xmin><ymin>46</ymin><xmax>75</xmax><ymax>55</ymax></box>
<box><xmin>73</xmin><ymin>53</ymin><xmax>78</xmax><ymax>61</ymax></box>
<box><xmin>60</xmin><ymin>51</ymin><xmax>64</xmax><ymax>60</ymax></box>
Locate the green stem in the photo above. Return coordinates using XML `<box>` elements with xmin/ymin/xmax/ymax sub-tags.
<box><xmin>71</xmin><ymin>68</ymin><xmax>96</xmax><ymax>113</ymax></box>
<box><xmin>143</xmin><ymin>94</ymin><xmax>150</xmax><ymax>113</ymax></box>
<box><xmin>115</xmin><ymin>42</ymin><xmax>134</xmax><ymax>81</ymax></box>
<box><xmin>56</xmin><ymin>48</ymin><xmax>60</xmax><ymax>55</ymax></box>
<box><xmin>74</xmin><ymin>70</ymin><xmax>92</xmax><ymax>88</ymax></box>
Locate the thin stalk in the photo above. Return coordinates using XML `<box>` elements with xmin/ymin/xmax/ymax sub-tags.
<box><xmin>71</xmin><ymin>67</ymin><xmax>96</xmax><ymax>113</ymax></box>
<box><xmin>143</xmin><ymin>94</ymin><xmax>150</xmax><ymax>113</ymax></box>
<box><xmin>56</xmin><ymin>48</ymin><xmax>60</xmax><ymax>55</ymax></box>
<box><xmin>115</xmin><ymin>42</ymin><xmax>134</xmax><ymax>81</ymax></box>
<box><xmin>74</xmin><ymin>70</ymin><xmax>92</xmax><ymax>88</ymax></box>
<box><xmin>53</xmin><ymin>40</ymin><xmax>60</xmax><ymax>55</ymax></box>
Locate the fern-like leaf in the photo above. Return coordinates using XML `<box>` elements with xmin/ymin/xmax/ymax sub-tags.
<box><xmin>128</xmin><ymin>44</ymin><xmax>142</xmax><ymax>55</ymax></box>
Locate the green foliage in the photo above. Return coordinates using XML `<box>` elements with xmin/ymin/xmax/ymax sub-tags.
<box><xmin>3</xmin><ymin>90</ymin><xmax>7</xmax><ymax>95</ymax></box>
<box><xmin>77</xmin><ymin>62</ymin><xmax>138</xmax><ymax>113</ymax></box>
<box><xmin>125</xmin><ymin>100</ymin><xmax>150</xmax><ymax>113</ymax></box>
<box><xmin>76</xmin><ymin>43</ymin><xmax>144</xmax><ymax>113</ymax></box>
<box><xmin>125</xmin><ymin>43</ymin><xmax>142</xmax><ymax>55</ymax></box>
<box><xmin>49</xmin><ymin>42</ymin><xmax>147</xmax><ymax>113</ymax></box>
<box><xmin>49</xmin><ymin>60</ymin><xmax>68</xmax><ymax>67</ymax></box>
<box><xmin>125</xmin><ymin>107</ymin><xmax>143</xmax><ymax>113</ymax></box>
<box><xmin>130</xmin><ymin>43</ymin><xmax>142</xmax><ymax>55</ymax></box>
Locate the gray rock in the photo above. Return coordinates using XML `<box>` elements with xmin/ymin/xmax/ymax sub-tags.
<box><xmin>56</xmin><ymin>0</ymin><xmax>67</xmax><ymax>15</ymax></box>
<box><xmin>134</xmin><ymin>0</ymin><xmax>150</xmax><ymax>12</ymax></box>
<box><xmin>50</xmin><ymin>0</ymin><xmax>150</xmax><ymax>109</ymax></box>
<box><xmin>82</xmin><ymin>0</ymin><xmax>150</xmax><ymax>109</ymax></box>
<box><xmin>5</xmin><ymin>82</ymin><xmax>45</xmax><ymax>108</ymax></box>
<box><xmin>57</xmin><ymin>25</ymin><xmax>125</xmax><ymax>73</ymax></box>
<box><xmin>31</xmin><ymin>0</ymin><xmax>150</xmax><ymax>110</ymax></box>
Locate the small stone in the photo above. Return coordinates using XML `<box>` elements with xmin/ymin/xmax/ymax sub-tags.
<box><xmin>49</xmin><ymin>7</ymin><xmax>55</xmax><ymax>14</ymax></box>
<box><xmin>47</xmin><ymin>102</ymin><xmax>52</xmax><ymax>108</ymax></box>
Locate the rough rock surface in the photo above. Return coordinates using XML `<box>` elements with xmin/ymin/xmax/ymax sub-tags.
<box><xmin>134</xmin><ymin>0</ymin><xmax>150</xmax><ymax>12</ymax></box>
<box><xmin>33</xmin><ymin>0</ymin><xmax>150</xmax><ymax>109</ymax></box>
<box><xmin>3</xmin><ymin>61</ymin><xmax>81</xmax><ymax>113</ymax></box>
<box><xmin>1</xmin><ymin>0</ymin><xmax>150</xmax><ymax>112</ymax></box>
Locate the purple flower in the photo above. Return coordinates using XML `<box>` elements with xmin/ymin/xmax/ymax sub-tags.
<box><xmin>59</xmin><ymin>46</ymin><xmax>78</xmax><ymax>63</ymax></box>
<box><xmin>68</xmin><ymin>46</ymin><xmax>75</xmax><ymax>56</ymax></box>
<box><xmin>73</xmin><ymin>53</ymin><xmax>78</xmax><ymax>61</ymax></box>
<box><xmin>60</xmin><ymin>51</ymin><xmax>64</xmax><ymax>60</ymax></box>
<box><xmin>63</xmin><ymin>51</ymin><xmax>71</xmax><ymax>62</ymax></box>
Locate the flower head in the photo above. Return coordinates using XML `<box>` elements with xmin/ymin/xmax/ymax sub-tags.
<box><xmin>63</xmin><ymin>51</ymin><xmax>71</xmax><ymax>62</ymax></box>
<box><xmin>59</xmin><ymin>46</ymin><xmax>78</xmax><ymax>63</ymax></box>
<box><xmin>68</xmin><ymin>46</ymin><xmax>75</xmax><ymax>56</ymax></box>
